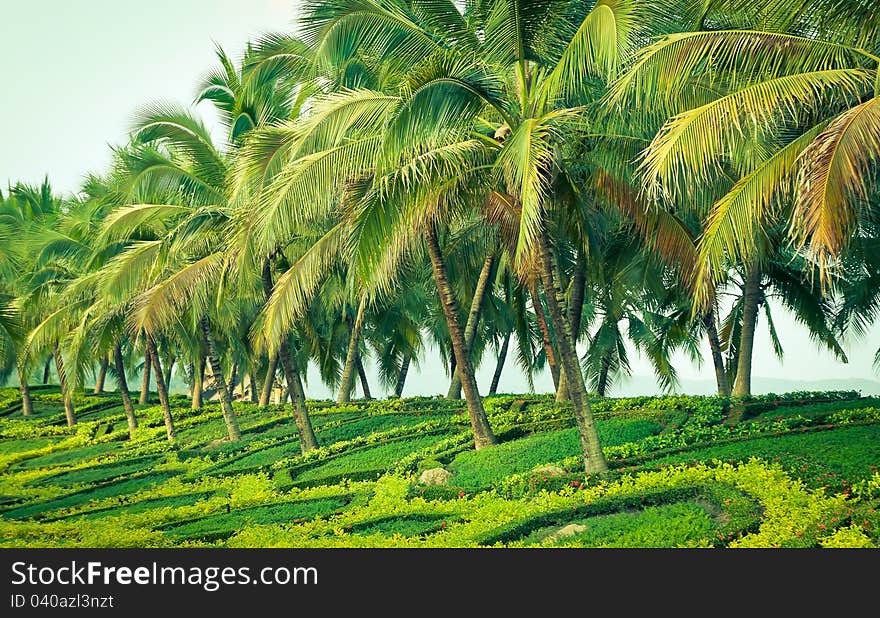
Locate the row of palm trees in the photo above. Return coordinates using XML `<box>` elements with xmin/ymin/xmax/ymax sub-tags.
<box><xmin>1</xmin><ymin>0</ymin><xmax>877</xmax><ymax>473</ymax></box>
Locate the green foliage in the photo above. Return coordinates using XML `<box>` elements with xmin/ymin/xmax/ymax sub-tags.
<box><xmin>161</xmin><ymin>498</ymin><xmax>349</xmax><ymax>542</ymax></box>
<box><xmin>645</xmin><ymin>424</ymin><xmax>880</xmax><ymax>491</ymax></box>
<box><xmin>293</xmin><ymin>433</ymin><xmax>448</xmax><ymax>485</ymax></box>
<box><xmin>529</xmin><ymin>500</ymin><xmax>718</xmax><ymax>548</ymax></box>
<box><xmin>0</xmin><ymin>392</ymin><xmax>876</xmax><ymax>548</ymax></box>
<box><xmin>450</xmin><ymin>418</ymin><xmax>663</xmax><ymax>490</ymax></box>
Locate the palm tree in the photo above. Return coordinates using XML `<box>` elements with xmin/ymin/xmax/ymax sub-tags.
<box><xmin>301</xmin><ymin>0</ymin><xmax>696</xmax><ymax>470</ymax></box>
<box><xmin>609</xmin><ymin>0</ymin><xmax>880</xmax><ymax>392</ymax></box>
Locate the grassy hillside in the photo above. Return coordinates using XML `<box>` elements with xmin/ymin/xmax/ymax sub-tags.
<box><xmin>1</xmin><ymin>387</ymin><xmax>878</xmax><ymax>548</ymax></box>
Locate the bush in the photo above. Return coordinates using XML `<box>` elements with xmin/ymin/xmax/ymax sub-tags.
<box><xmin>293</xmin><ymin>433</ymin><xmax>451</xmax><ymax>485</ymax></box>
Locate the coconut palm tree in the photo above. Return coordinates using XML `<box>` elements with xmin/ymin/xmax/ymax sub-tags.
<box><xmin>299</xmin><ymin>0</ymin><xmax>709</xmax><ymax>469</ymax></box>
<box><xmin>609</xmin><ymin>0</ymin><xmax>880</xmax><ymax>393</ymax></box>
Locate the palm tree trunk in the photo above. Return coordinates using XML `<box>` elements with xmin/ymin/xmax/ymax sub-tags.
<box><xmin>425</xmin><ymin>224</ymin><xmax>496</xmax><ymax>449</ymax></box>
<box><xmin>249</xmin><ymin>372</ymin><xmax>259</xmax><ymax>403</ymax></box>
<box><xmin>280</xmin><ymin>340</ymin><xmax>319</xmax><ymax>452</ymax></box>
<box><xmin>113</xmin><ymin>344</ymin><xmax>138</xmax><ymax>437</ymax></box>
<box><xmin>337</xmin><ymin>296</ymin><xmax>367</xmax><ymax>404</ymax></box>
<box><xmin>394</xmin><ymin>353</ymin><xmax>411</xmax><ymax>397</ymax></box>
<box><xmin>164</xmin><ymin>355</ymin><xmax>175</xmax><ymax>390</ymax></box>
<box><xmin>139</xmin><ymin>349</ymin><xmax>151</xmax><ymax>404</ymax></box>
<box><xmin>537</xmin><ymin>233</ymin><xmax>607</xmax><ymax>473</ymax></box>
<box><xmin>191</xmin><ymin>354</ymin><xmax>204</xmax><ymax>410</ymax></box>
<box><xmin>42</xmin><ymin>358</ymin><xmax>51</xmax><ymax>384</ymax></box>
<box><xmin>528</xmin><ymin>280</ymin><xmax>560</xmax><ymax>389</ymax></box>
<box><xmin>703</xmin><ymin>307</ymin><xmax>730</xmax><ymax>397</ymax></box>
<box><xmin>18</xmin><ymin>364</ymin><xmax>34</xmax><ymax>416</ymax></box>
<box><xmin>489</xmin><ymin>333</ymin><xmax>510</xmax><ymax>395</ymax></box>
<box><xmin>52</xmin><ymin>345</ymin><xmax>76</xmax><ymax>427</ymax></box>
<box><xmin>732</xmin><ymin>264</ymin><xmax>762</xmax><ymax>397</ymax></box>
<box><xmin>597</xmin><ymin>354</ymin><xmax>611</xmax><ymax>397</ymax></box>
<box><xmin>356</xmin><ymin>353</ymin><xmax>372</xmax><ymax>400</ymax></box>
<box><xmin>260</xmin><ymin>353</ymin><xmax>278</xmax><ymax>407</ymax></box>
<box><xmin>93</xmin><ymin>355</ymin><xmax>108</xmax><ymax>394</ymax></box>
<box><xmin>448</xmin><ymin>254</ymin><xmax>495</xmax><ymax>399</ymax></box>
<box><xmin>145</xmin><ymin>335</ymin><xmax>175</xmax><ymax>442</ymax></box>
<box><xmin>199</xmin><ymin>318</ymin><xmax>241</xmax><ymax>442</ymax></box>
<box><xmin>260</xmin><ymin>256</ymin><xmax>318</xmax><ymax>451</ymax></box>
<box><xmin>556</xmin><ymin>251</ymin><xmax>586</xmax><ymax>402</ymax></box>
<box><xmin>228</xmin><ymin>362</ymin><xmax>238</xmax><ymax>397</ymax></box>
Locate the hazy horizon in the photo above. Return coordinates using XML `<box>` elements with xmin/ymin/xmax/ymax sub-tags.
<box><xmin>3</xmin><ymin>0</ymin><xmax>878</xmax><ymax>395</ymax></box>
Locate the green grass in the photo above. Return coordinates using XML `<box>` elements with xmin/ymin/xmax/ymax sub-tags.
<box><xmin>63</xmin><ymin>491</ymin><xmax>220</xmax><ymax>521</ymax></box>
<box><xmin>348</xmin><ymin>514</ymin><xmax>458</xmax><ymax>537</ymax></box>
<box><xmin>37</xmin><ymin>456</ymin><xmax>162</xmax><ymax>487</ymax></box>
<box><xmin>1</xmin><ymin>472</ymin><xmax>180</xmax><ymax>520</ymax></box>
<box><xmin>207</xmin><ymin>415</ymin><xmax>448</xmax><ymax>475</ymax></box>
<box><xmin>160</xmin><ymin>497</ymin><xmax>349</xmax><ymax>542</ymax></box>
<box><xmin>449</xmin><ymin>418</ymin><xmax>663</xmax><ymax>489</ymax></box>
<box><xmin>14</xmin><ymin>442</ymin><xmax>124</xmax><ymax>470</ymax></box>
<box><xmin>748</xmin><ymin>398</ymin><xmax>880</xmax><ymax>421</ymax></box>
<box><xmin>317</xmin><ymin>414</ymin><xmax>448</xmax><ymax>444</ymax></box>
<box><xmin>1</xmin><ymin>391</ymin><xmax>877</xmax><ymax>548</ymax></box>
<box><xmin>0</xmin><ymin>437</ymin><xmax>58</xmax><ymax>455</ymax></box>
<box><xmin>644</xmin><ymin>424</ymin><xmax>880</xmax><ymax>489</ymax></box>
<box><xmin>294</xmin><ymin>433</ymin><xmax>450</xmax><ymax>484</ymax></box>
<box><xmin>524</xmin><ymin>500</ymin><xmax>718</xmax><ymax>548</ymax></box>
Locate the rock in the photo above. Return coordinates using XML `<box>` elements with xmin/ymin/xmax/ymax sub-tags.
<box><xmin>532</xmin><ymin>465</ymin><xmax>566</xmax><ymax>478</ymax></box>
<box><xmin>419</xmin><ymin>467</ymin><xmax>453</xmax><ymax>486</ymax></box>
<box><xmin>545</xmin><ymin>524</ymin><xmax>588</xmax><ymax>543</ymax></box>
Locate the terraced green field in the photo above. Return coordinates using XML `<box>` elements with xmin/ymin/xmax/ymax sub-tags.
<box><xmin>1</xmin><ymin>387</ymin><xmax>878</xmax><ymax>548</ymax></box>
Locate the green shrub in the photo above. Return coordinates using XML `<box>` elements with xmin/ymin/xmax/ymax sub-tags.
<box><xmin>160</xmin><ymin>498</ymin><xmax>349</xmax><ymax>542</ymax></box>
<box><xmin>449</xmin><ymin>418</ymin><xmax>663</xmax><ymax>490</ymax></box>
<box><xmin>528</xmin><ymin>500</ymin><xmax>718</xmax><ymax>548</ymax></box>
<box><xmin>14</xmin><ymin>442</ymin><xmax>123</xmax><ymax>470</ymax></box>
<box><xmin>644</xmin><ymin>424</ymin><xmax>880</xmax><ymax>490</ymax></box>
<box><xmin>1</xmin><ymin>472</ymin><xmax>180</xmax><ymax>520</ymax></box>
<box><xmin>69</xmin><ymin>491</ymin><xmax>220</xmax><ymax>521</ymax></box>
<box><xmin>293</xmin><ymin>433</ymin><xmax>449</xmax><ymax>485</ymax></box>
<box><xmin>38</xmin><ymin>456</ymin><xmax>162</xmax><ymax>487</ymax></box>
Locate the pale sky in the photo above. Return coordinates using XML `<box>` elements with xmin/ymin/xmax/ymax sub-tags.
<box><xmin>1</xmin><ymin>0</ymin><xmax>877</xmax><ymax>395</ymax></box>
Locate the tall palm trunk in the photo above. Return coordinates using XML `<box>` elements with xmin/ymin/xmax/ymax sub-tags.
<box><xmin>113</xmin><ymin>344</ymin><xmax>138</xmax><ymax>437</ymax></box>
<box><xmin>93</xmin><ymin>355</ymin><xmax>108</xmax><ymax>394</ymax></box>
<box><xmin>249</xmin><ymin>373</ymin><xmax>259</xmax><ymax>403</ymax></box>
<box><xmin>703</xmin><ymin>307</ymin><xmax>730</xmax><ymax>397</ymax></box>
<box><xmin>733</xmin><ymin>264</ymin><xmax>762</xmax><ymax>397</ymax></box>
<box><xmin>145</xmin><ymin>335</ymin><xmax>175</xmax><ymax>442</ymax></box>
<box><xmin>52</xmin><ymin>345</ymin><xmax>76</xmax><ymax>427</ymax></box>
<box><xmin>199</xmin><ymin>318</ymin><xmax>241</xmax><ymax>442</ymax></box>
<box><xmin>356</xmin><ymin>353</ymin><xmax>372</xmax><ymax>400</ymax></box>
<box><xmin>556</xmin><ymin>251</ymin><xmax>586</xmax><ymax>402</ymax></box>
<box><xmin>596</xmin><ymin>353</ymin><xmax>612</xmax><ymax>397</ymax></box>
<box><xmin>260</xmin><ymin>353</ymin><xmax>278</xmax><ymax>407</ymax></box>
<box><xmin>280</xmin><ymin>340</ymin><xmax>319</xmax><ymax>451</ymax></box>
<box><xmin>42</xmin><ymin>359</ymin><xmax>51</xmax><ymax>384</ymax></box>
<box><xmin>164</xmin><ymin>355</ymin><xmax>175</xmax><ymax>390</ymax></box>
<box><xmin>191</xmin><ymin>353</ymin><xmax>205</xmax><ymax>410</ymax></box>
<box><xmin>537</xmin><ymin>233</ymin><xmax>607</xmax><ymax>473</ymax></box>
<box><xmin>489</xmin><ymin>333</ymin><xmax>510</xmax><ymax>395</ymax></box>
<box><xmin>227</xmin><ymin>362</ymin><xmax>238</xmax><ymax>397</ymax></box>
<box><xmin>18</xmin><ymin>364</ymin><xmax>33</xmax><ymax>416</ymax></box>
<box><xmin>448</xmin><ymin>254</ymin><xmax>495</xmax><ymax>399</ymax></box>
<box><xmin>528</xmin><ymin>280</ymin><xmax>560</xmax><ymax>389</ymax></box>
<box><xmin>394</xmin><ymin>353</ymin><xmax>411</xmax><ymax>398</ymax></box>
<box><xmin>139</xmin><ymin>349</ymin><xmax>151</xmax><ymax>404</ymax></box>
<box><xmin>261</xmin><ymin>256</ymin><xmax>318</xmax><ymax>452</ymax></box>
<box><xmin>337</xmin><ymin>296</ymin><xmax>367</xmax><ymax>404</ymax></box>
<box><xmin>425</xmin><ymin>224</ymin><xmax>496</xmax><ymax>449</ymax></box>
